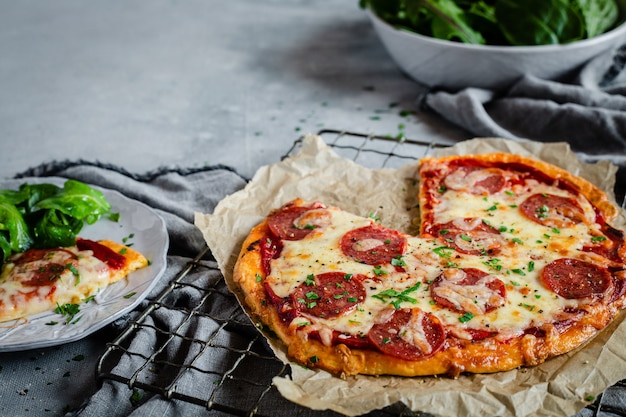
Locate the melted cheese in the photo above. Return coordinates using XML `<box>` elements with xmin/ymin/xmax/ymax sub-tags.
<box><xmin>397</xmin><ymin>309</ymin><xmax>432</xmax><ymax>354</ymax></box>
<box><xmin>268</xmin><ymin>197</ymin><xmax>597</xmax><ymax>345</ymax></box>
<box><xmin>432</xmin><ymin>269</ymin><xmax>505</xmax><ymax>315</ymax></box>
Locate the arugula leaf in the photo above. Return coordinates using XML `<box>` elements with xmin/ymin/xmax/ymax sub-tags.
<box><xmin>361</xmin><ymin>0</ymin><xmax>621</xmax><ymax>46</ymax></box>
<box><xmin>0</xmin><ymin>180</ymin><xmax>112</xmax><ymax>261</ymax></box>
<box><xmin>575</xmin><ymin>0</ymin><xmax>619</xmax><ymax>38</ymax></box>
<box><xmin>32</xmin><ymin>180</ymin><xmax>111</xmax><ymax>225</ymax></box>
<box><xmin>418</xmin><ymin>0</ymin><xmax>486</xmax><ymax>44</ymax></box>
<box><xmin>495</xmin><ymin>0</ymin><xmax>585</xmax><ymax>45</ymax></box>
<box><xmin>0</xmin><ymin>198</ymin><xmax>34</xmax><ymax>255</ymax></box>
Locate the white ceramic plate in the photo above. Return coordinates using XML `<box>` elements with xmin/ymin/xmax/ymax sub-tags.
<box><xmin>0</xmin><ymin>180</ymin><xmax>168</xmax><ymax>352</ymax></box>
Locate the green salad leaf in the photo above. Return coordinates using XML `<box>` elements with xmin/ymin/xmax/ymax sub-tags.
<box><xmin>0</xmin><ymin>180</ymin><xmax>112</xmax><ymax>263</ymax></box>
<box><xmin>576</xmin><ymin>0</ymin><xmax>619</xmax><ymax>37</ymax></box>
<box><xmin>361</xmin><ymin>0</ymin><xmax>621</xmax><ymax>45</ymax></box>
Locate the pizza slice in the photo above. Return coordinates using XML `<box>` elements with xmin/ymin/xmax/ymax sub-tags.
<box><xmin>0</xmin><ymin>238</ymin><xmax>148</xmax><ymax>323</ymax></box>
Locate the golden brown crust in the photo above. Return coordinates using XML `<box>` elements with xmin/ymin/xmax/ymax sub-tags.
<box><xmin>98</xmin><ymin>239</ymin><xmax>149</xmax><ymax>283</ymax></box>
<box><xmin>233</xmin><ymin>155</ymin><xmax>626</xmax><ymax>378</ymax></box>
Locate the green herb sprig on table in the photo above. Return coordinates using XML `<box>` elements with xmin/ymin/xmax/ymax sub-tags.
<box><xmin>0</xmin><ymin>180</ymin><xmax>113</xmax><ymax>264</ymax></box>
<box><xmin>360</xmin><ymin>0</ymin><xmax>620</xmax><ymax>46</ymax></box>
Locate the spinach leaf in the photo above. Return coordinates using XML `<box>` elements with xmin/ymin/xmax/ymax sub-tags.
<box><xmin>575</xmin><ymin>0</ymin><xmax>619</xmax><ymax>38</ymax></box>
<box><xmin>0</xmin><ymin>180</ymin><xmax>112</xmax><ymax>262</ymax></box>
<box><xmin>495</xmin><ymin>0</ymin><xmax>585</xmax><ymax>45</ymax></box>
<box><xmin>32</xmin><ymin>210</ymin><xmax>86</xmax><ymax>248</ymax></box>
<box><xmin>0</xmin><ymin>198</ymin><xmax>33</xmax><ymax>255</ymax></box>
<box><xmin>361</xmin><ymin>0</ymin><xmax>621</xmax><ymax>46</ymax></box>
<box><xmin>419</xmin><ymin>0</ymin><xmax>486</xmax><ymax>44</ymax></box>
<box><xmin>32</xmin><ymin>180</ymin><xmax>111</xmax><ymax>225</ymax></box>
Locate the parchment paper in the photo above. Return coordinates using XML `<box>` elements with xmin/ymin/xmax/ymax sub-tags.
<box><xmin>194</xmin><ymin>134</ymin><xmax>626</xmax><ymax>417</ymax></box>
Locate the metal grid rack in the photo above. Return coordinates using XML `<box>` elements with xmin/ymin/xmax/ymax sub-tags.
<box><xmin>96</xmin><ymin>129</ymin><xmax>626</xmax><ymax>417</ymax></box>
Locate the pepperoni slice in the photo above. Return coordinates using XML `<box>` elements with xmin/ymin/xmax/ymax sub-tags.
<box><xmin>268</xmin><ymin>206</ymin><xmax>316</xmax><ymax>241</ymax></box>
<box><xmin>444</xmin><ymin>167</ymin><xmax>506</xmax><ymax>194</ymax></box>
<box><xmin>23</xmin><ymin>262</ymin><xmax>75</xmax><ymax>287</ymax></box>
<box><xmin>431</xmin><ymin>268</ymin><xmax>506</xmax><ymax>315</ymax></box>
<box><xmin>12</xmin><ymin>248</ymin><xmax>76</xmax><ymax>265</ymax></box>
<box><xmin>76</xmin><ymin>238</ymin><xmax>125</xmax><ymax>270</ymax></box>
<box><xmin>583</xmin><ymin>225</ymin><xmax>625</xmax><ymax>263</ymax></box>
<box><xmin>541</xmin><ymin>258</ymin><xmax>612</xmax><ymax>299</ymax></box>
<box><xmin>10</xmin><ymin>248</ymin><xmax>79</xmax><ymax>287</ymax></box>
<box><xmin>368</xmin><ymin>308</ymin><xmax>445</xmax><ymax>361</ymax></box>
<box><xmin>432</xmin><ymin>218</ymin><xmax>503</xmax><ymax>256</ymax></box>
<box><xmin>340</xmin><ymin>224</ymin><xmax>406</xmax><ymax>265</ymax></box>
<box><xmin>291</xmin><ymin>272</ymin><xmax>366</xmax><ymax>319</ymax></box>
<box><xmin>608</xmin><ymin>271</ymin><xmax>626</xmax><ymax>304</ymax></box>
<box><xmin>520</xmin><ymin>193</ymin><xmax>585</xmax><ymax>228</ymax></box>
<box><xmin>259</xmin><ymin>233</ymin><xmax>282</xmax><ymax>275</ymax></box>
<box><xmin>267</xmin><ymin>202</ymin><xmax>330</xmax><ymax>241</ymax></box>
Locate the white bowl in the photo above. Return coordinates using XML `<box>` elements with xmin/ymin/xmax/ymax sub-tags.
<box><xmin>367</xmin><ymin>4</ymin><xmax>626</xmax><ymax>91</ymax></box>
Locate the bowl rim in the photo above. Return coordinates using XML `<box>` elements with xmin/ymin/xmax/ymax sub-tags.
<box><xmin>366</xmin><ymin>7</ymin><xmax>626</xmax><ymax>53</ymax></box>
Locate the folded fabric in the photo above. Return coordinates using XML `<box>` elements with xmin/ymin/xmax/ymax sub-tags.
<box><xmin>423</xmin><ymin>45</ymin><xmax>626</xmax><ymax>202</ymax></box>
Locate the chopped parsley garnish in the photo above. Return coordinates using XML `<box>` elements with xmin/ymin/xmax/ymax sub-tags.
<box><xmin>391</xmin><ymin>255</ymin><xmax>407</xmax><ymax>267</ymax></box>
<box><xmin>305</xmin><ymin>292</ymin><xmax>319</xmax><ymax>300</ymax></box>
<box><xmin>433</xmin><ymin>246</ymin><xmax>455</xmax><ymax>258</ymax></box>
<box><xmin>368</xmin><ymin>212</ymin><xmax>381</xmax><ymax>222</ymax></box>
<box><xmin>483</xmin><ymin>258</ymin><xmax>502</xmax><ymax>271</ymax></box>
<box><xmin>372</xmin><ymin>283</ymin><xmax>421</xmax><ymax>309</ymax></box>
<box><xmin>459</xmin><ymin>311</ymin><xmax>474</xmax><ymax>323</ymax></box>
<box><xmin>535</xmin><ymin>205</ymin><xmax>549</xmax><ymax>218</ymax></box>
<box><xmin>65</xmin><ymin>263</ymin><xmax>80</xmax><ymax>284</ymax></box>
<box><xmin>373</xmin><ymin>265</ymin><xmax>388</xmax><ymax>276</ymax></box>
<box><xmin>130</xmin><ymin>388</ymin><xmax>143</xmax><ymax>407</ymax></box>
<box><xmin>54</xmin><ymin>303</ymin><xmax>81</xmax><ymax>324</ymax></box>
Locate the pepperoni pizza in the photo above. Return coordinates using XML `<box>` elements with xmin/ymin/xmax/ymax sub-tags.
<box><xmin>233</xmin><ymin>153</ymin><xmax>626</xmax><ymax>377</ymax></box>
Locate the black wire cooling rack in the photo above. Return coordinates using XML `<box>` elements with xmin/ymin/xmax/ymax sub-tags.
<box><xmin>96</xmin><ymin>129</ymin><xmax>626</xmax><ymax>417</ymax></box>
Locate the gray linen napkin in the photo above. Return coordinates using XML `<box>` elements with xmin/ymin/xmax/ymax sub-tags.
<box><xmin>423</xmin><ymin>45</ymin><xmax>626</xmax><ymax>203</ymax></box>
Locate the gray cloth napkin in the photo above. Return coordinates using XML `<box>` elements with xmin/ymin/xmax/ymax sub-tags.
<box><xmin>423</xmin><ymin>45</ymin><xmax>626</xmax><ymax>203</ymax></box>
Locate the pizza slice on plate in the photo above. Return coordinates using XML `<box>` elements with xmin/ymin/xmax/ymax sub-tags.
<box><xmin>0</xmin><ymin>238</ymin><xmax>148</xmax><ymax>323</ymax></box>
